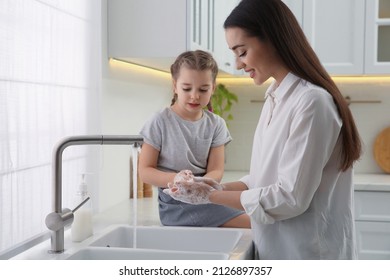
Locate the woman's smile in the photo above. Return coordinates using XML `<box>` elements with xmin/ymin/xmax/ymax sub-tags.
<box><xmin>246</xmin><ymin>69</ymin><xmax>255</xmax><ymax>79</ymax></box>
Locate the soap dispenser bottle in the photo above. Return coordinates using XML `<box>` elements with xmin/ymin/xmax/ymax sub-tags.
<box><xmin>71</xmin><ymin>173</ymin><xmax>93</xmax><ymax>242</ymax></box>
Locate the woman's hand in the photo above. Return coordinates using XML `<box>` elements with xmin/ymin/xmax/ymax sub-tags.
<box><xmin>193</xmin><ymin>177</ymin><xmax>225</xmax><ymax>190</ymax></box>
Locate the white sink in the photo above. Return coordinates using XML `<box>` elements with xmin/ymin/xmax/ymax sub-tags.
<box><xmin>67</xmin><ymin>247</ymin><xmax>229</xmax><ymax>260</ymax></box>
<box><xmin>88</xmin><ymin>225</ymin><xmax>243</xmax><ymax>253</ymax></box>
<box><xmin>64</xmin><ymin>224</ymin><xmax>253</xmax><ymax>260</ymax></box>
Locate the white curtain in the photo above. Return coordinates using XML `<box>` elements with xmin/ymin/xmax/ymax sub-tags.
<box><xmin>0</xmin><ymin>0</ymin><xmax>101</xmax><ymax>254</ymax></box>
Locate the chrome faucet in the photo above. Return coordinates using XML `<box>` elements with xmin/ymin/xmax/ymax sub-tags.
<box><xmin>45</xmin><ymin>135</ymin><xmax>143</xmax><ymax>253</ymax></box>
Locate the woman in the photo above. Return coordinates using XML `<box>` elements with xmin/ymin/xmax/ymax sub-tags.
<box><xmin>139</xmin><ymin>50</ymin><xmax>250</xmax><ymax>228</ymax></box>
<box><xmin>164</xmin><ymin>0</ymin><xmax>362</xmax><ymax>259</ymax></box>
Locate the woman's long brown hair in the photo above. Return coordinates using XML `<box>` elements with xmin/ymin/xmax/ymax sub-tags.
<box><xmin>224</xmin><ymin>0</ymin><xmax>362</xmax><ymax>171</ymax></box>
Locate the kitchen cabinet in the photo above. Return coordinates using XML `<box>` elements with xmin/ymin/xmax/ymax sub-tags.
<box><xmin>209</xmin><ymin>0</ymin><xmax>370</xmax><ymax>76</ymax></box>
<box><xmin>302</xmin><ymin>0</ymin><xmax>365</xmax><ymax>75</ymax></box>
<box><xmin>108</xmin><ymin>0</ymin><xmax>190</xmax><ymax>72</ymax></box>
<box><xmin>365</xmin><ymin>0</ymin><xmax>390</xmax><ymax>74</ymax></box>
<box><xmin>189</xmin><ymin>0</ymin><xmax>243</xmax><ymax>76</ymax></box>
<box><xmin>220</xmin><ymin>0</ymin><xmax>390</xmax><ymax>76</ymax></box>
<box><xmin>108</xmin><ymin>0</ymin><xmax>236</xmax><ymax>74</ymax></box>
<box><xmin>190</xmin><ymin>0</ymin><xmax>214</xmax><ymax>53</ymax></box>
<box><xmin>108</xmin><ymin>0</ymin><xmax>237</xmax><ymax>74</ymax></box>
<box><xmin>354</xmin><ymin>190</ymin><xmax>390</xmax><ymax>259</ymax></box>
<box><xmin>108</xmin><ymin>0</ymin><xmax>390</xmax><ymax>76</ymax></box>
<box><xmin>212</xmin><ymin>0</ymin><xmax>241</xmax><ymax>76</ymax></box>
<box><xmin>302</xmin><ymin>0</ymin><xmax>390</xmax><ymax>75</ymax></box>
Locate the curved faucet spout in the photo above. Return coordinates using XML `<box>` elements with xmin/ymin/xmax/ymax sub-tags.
<box><xmin>46</xmin><ymin>135</ymin><xmax>143</xmax><ymax>253</ymax></box>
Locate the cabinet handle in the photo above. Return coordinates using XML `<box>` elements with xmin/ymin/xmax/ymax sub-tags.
<box><xmin>209</xmin><ymin>0</ymin><xmax>215</xmax><ymax>52</ymax></box>
<box><xmin>251</xmin><ymin>96</ymin><xmax>382</xmax><ymax>105</ymax></box>
<box><xmin>344</xmin><ymin>96</ymin><xmax>381</xmax><ymax>106</ymax></box>
<box><xmin>198</xmin><ymin>0</ymin><xmax>202</xmax><ymax>45</ymax></box>
<box><xmin>192</xmin><ymin>0</ymin><xmax>201</xmax><ymax>45</ymax></box>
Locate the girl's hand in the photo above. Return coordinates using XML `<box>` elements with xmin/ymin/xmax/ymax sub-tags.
<box><xmin>163</xmin><ymin>180</ymin><xmax>214</xmax><ymax>205</ymax></box>
<box><xmin>174</xmin><ymin>170</ymin><xmax>194</xmax><ymax>183</ymax></box>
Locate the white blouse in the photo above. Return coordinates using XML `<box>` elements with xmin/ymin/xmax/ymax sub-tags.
<box><xmin>240</xmin><ymin>73</ymin><xmax>356</xmax><ymax>259</ymax></box>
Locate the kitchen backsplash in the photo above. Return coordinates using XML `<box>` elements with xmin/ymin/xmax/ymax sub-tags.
<box><xmin>223</xmin><ymin>78</ymin><xmax>390</xmax><ymax>174</ymax></box>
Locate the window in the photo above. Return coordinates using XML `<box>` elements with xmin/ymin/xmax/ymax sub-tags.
<box><xmin>0</xmin><ymin>0</ymin><xmax>101</xmax><ymax>255</ymax></box>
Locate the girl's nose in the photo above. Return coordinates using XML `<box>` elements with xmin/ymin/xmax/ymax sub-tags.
<box><xmin>190</xmin><ymin>90</ymin><xmax>200</xmax><ymax>99</ymax></box>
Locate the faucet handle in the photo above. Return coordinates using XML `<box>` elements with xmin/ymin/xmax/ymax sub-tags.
<box><xmin>45</xmin><ymin>208</ymin><xmax>73</xmax><ymax>232</ymax></box>
<box><xmin>72</xmin><ymin>196</ymin><xmax>90</xmax><ymax>213</ymax></box>
<box><xmin>45</xmin><ymin>197</ymin><xmax>90</xmax><ymax>232</ymax></box>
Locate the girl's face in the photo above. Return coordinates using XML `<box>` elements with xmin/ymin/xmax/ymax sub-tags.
<box><xmin>225</xmin><ymin>27</ymin><xmax>288</xmax><ymax>86</ymax></box>
<box><xmin>172</xmin><ymin>66</ymin><xmax>215</xmax><ymax>121</ymax></box>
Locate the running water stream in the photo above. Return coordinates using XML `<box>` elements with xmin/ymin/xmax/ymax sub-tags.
<box><xmin>131</xmin><ymin>144</ymin><xmax>141</xmax><ymax>248</ymax></box>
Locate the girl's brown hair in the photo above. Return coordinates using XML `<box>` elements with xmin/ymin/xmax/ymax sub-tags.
<box><xmin>224</xmin><ymin>0</ymin><xmax>362</xmax><ymax>171</ymax></box>
<box><xmin>170</xmin><ymin>50</ymin><xmax>219</xmax><ymax>111</ymax></box>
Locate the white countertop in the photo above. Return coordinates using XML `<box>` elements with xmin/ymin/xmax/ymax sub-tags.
<box><xmin>223</xmin><ymin>171</ymin><xmax>390</xmax><ymax>192</ymax></box>
<box><xmin>354</xmin><ymin>173</ymin><xmax>390</xmax><ymax>191</ymax></box>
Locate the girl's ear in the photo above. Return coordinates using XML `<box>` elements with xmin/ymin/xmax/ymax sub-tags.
<box><xmin>172</xmin><ymin>79</ymin><xmax>177</xmax><ymax>93</ymax></box>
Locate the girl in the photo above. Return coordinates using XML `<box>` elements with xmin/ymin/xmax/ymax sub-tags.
<box><xmin>138</xmin><ymin>50</ymin><xmax>250</xmax><ymax>228</ymax></box>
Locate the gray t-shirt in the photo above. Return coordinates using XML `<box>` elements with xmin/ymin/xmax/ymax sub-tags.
<box><xmin>139</xmin><ymin>107</ymin><xmax>243</xmax><ymax>227</ymax></box>
<box><xmin>140</xmin><ymin>107</ymin><xmax>232</xmax><ymax>177</ymax></box>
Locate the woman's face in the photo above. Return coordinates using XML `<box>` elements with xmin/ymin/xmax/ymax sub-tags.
<box><xmin>172</xmin><ymin>66</ymin><xmax>215</xmax><ymax>121</ymax></box>
<box><xmin>225</xmin><ymin>27</ymin><xmax>287</xmax><ymax>85</ymax></box>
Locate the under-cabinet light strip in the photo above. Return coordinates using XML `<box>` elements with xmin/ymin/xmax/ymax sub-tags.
<box><xmin>110</xmin><ymin>58</ymin><xmax>390</xmax><ymax>83</ymax></box>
